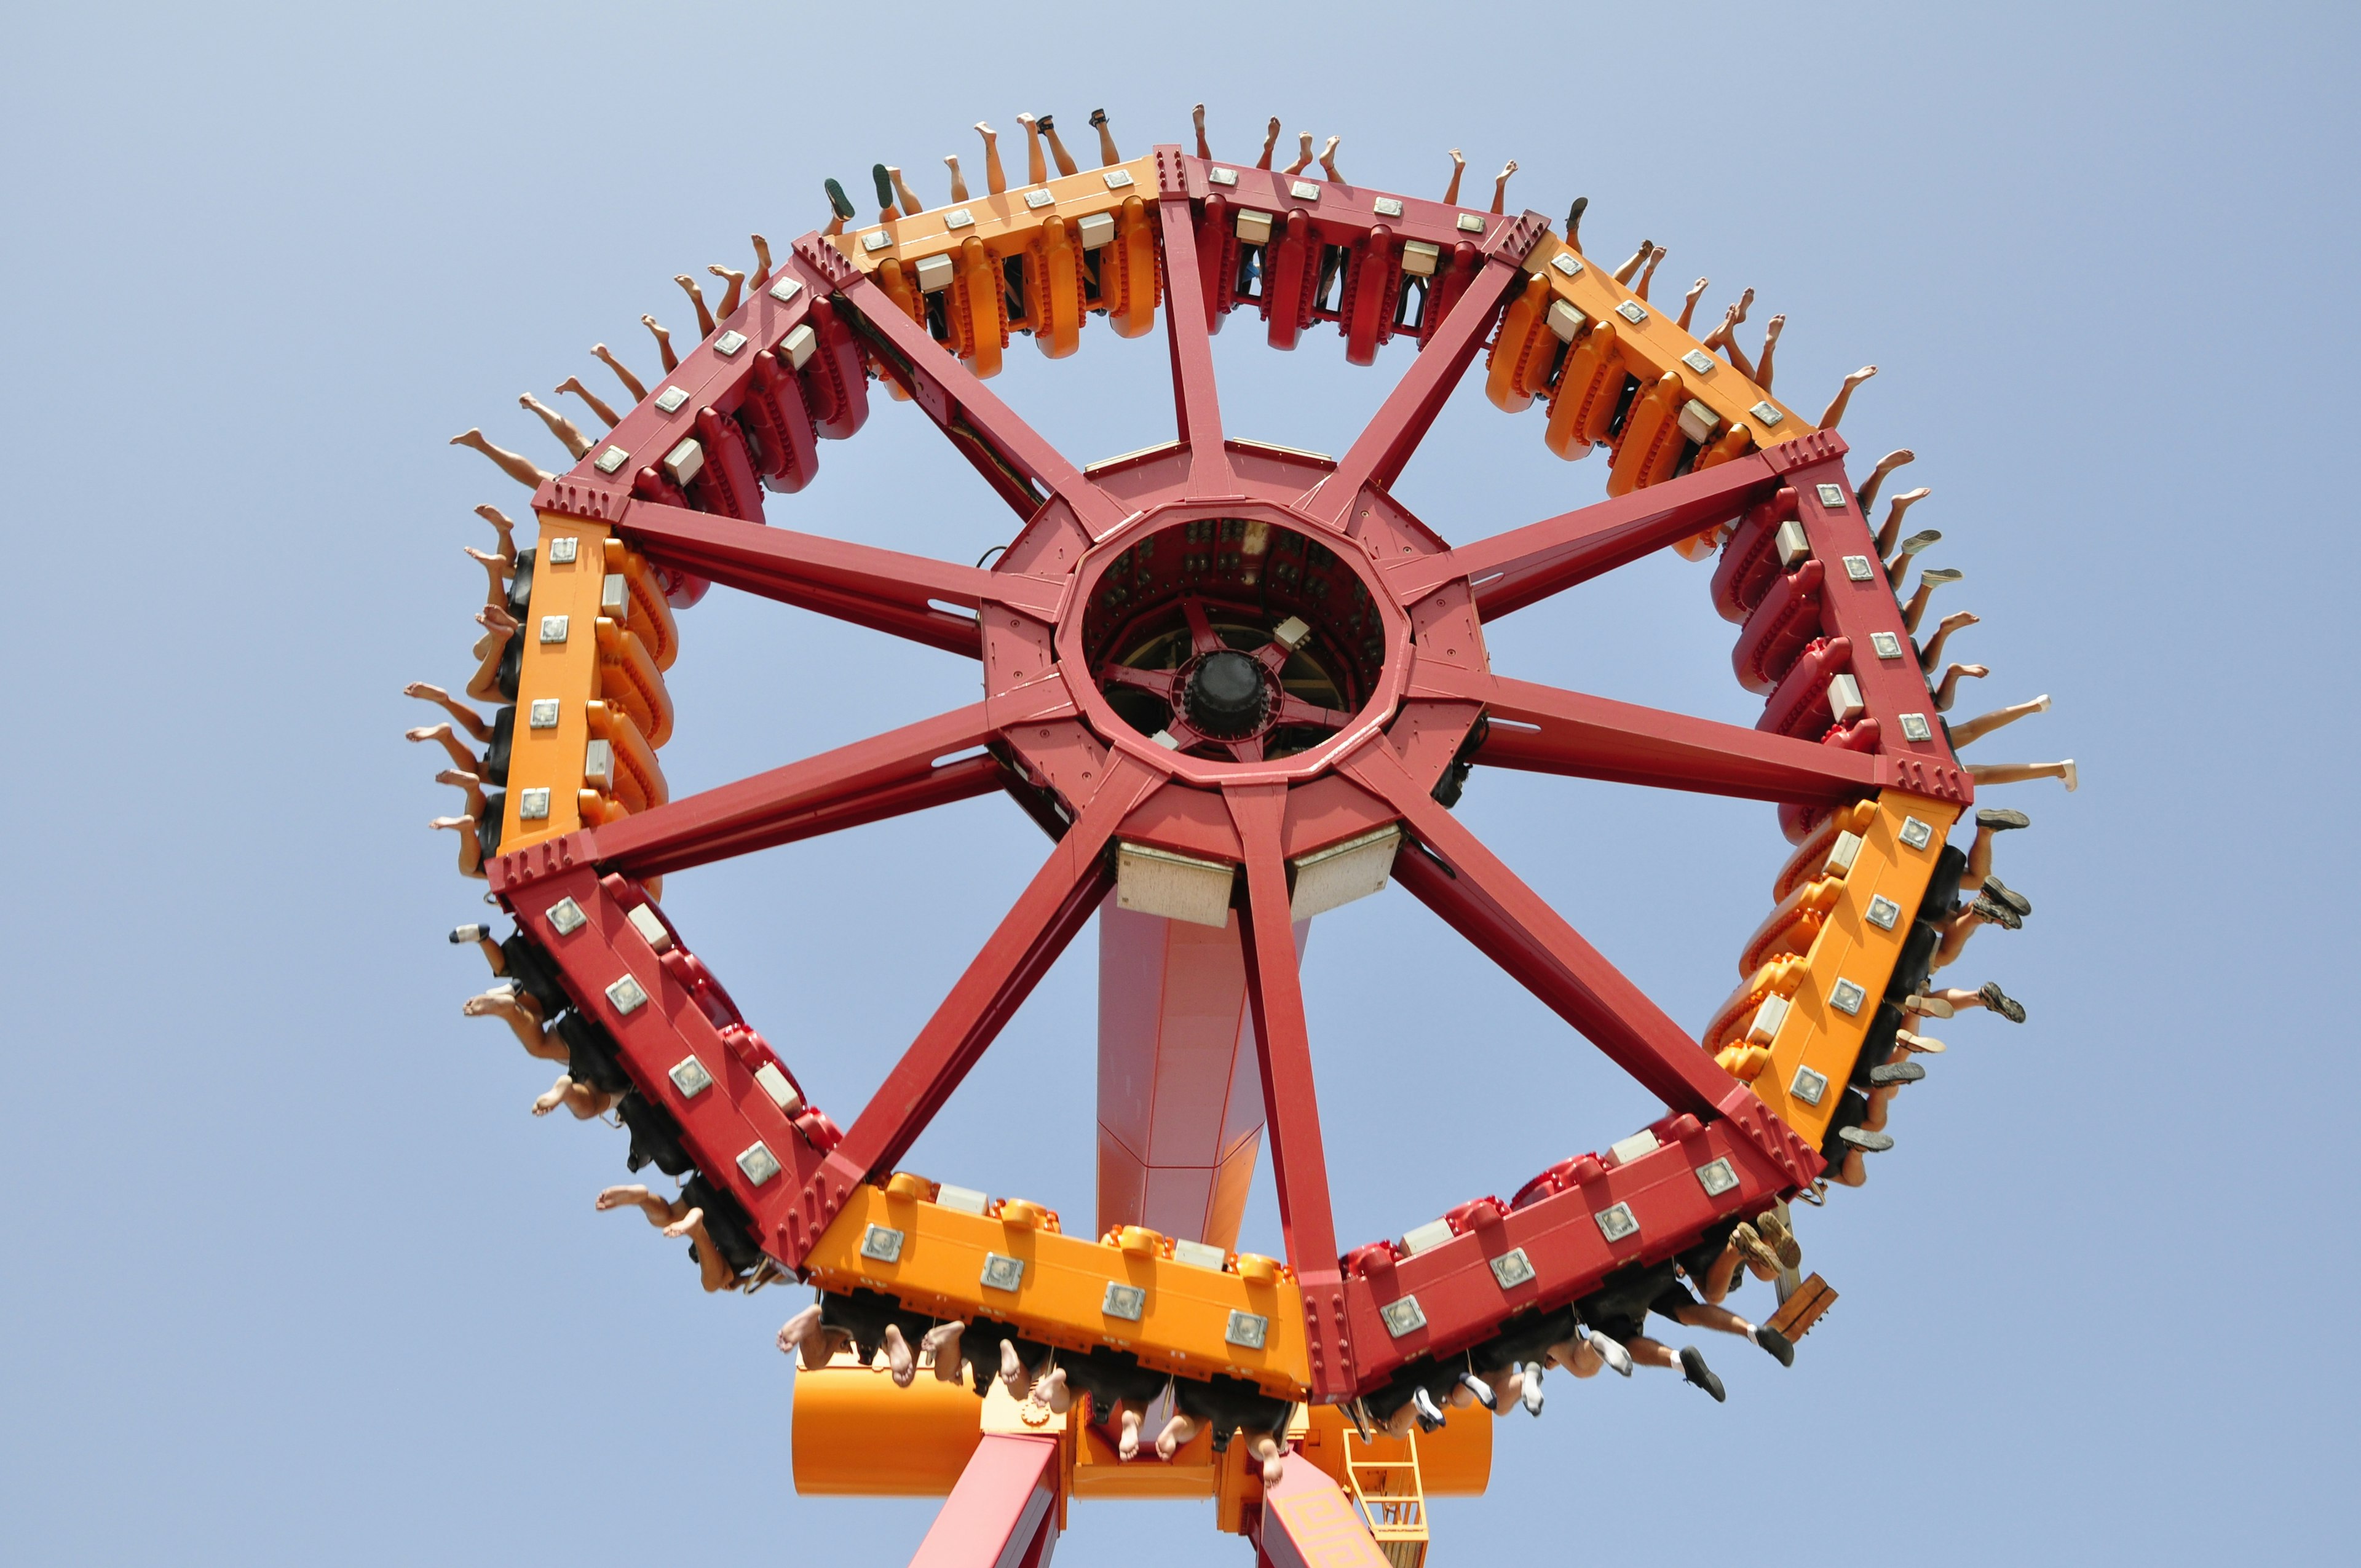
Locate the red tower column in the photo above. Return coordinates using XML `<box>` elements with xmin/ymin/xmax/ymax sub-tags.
<box><xmin>906</xmin><ymin>1435</ymin><xmax>1061</xmax><ymax>1568</ymax></box>
<box><xmin>1096</xmin><ymin>901</ymin><xmax>1309</xmax><ymax>1250</ymax></box>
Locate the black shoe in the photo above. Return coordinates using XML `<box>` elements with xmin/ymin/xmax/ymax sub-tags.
<box><xmin>1088</xmin><ymin>108</ymin><xmax>1109</xmax><ymax>127</ymax></box>
<box><xmin>1868</xmin><ymin>1061</ymin><xmax>1925</xmax><ymax>1087</ymax></box>
<box><xmin>1458</xmin><ymin>1371</ymin><xmax>1495</xmax><ymax>1411</ymax></box>
<box><xmin>1410</xmin><ymin>1387</ymin><xmax>1446</xmax><ymax>1431</ymax></box>
<box><xmin>1679</xmin><ymin>1347</ymin><xmax>1726</xmax><ymax>1403</ymax></box>
<box><xmin>1037</xmin><ymin>113</ymin><xmax>1056</xmax><ymax>133</ymax></box>
<box><xmin>871</xmin><ymin>164</ymin><xmax>896</xmax><ymax>211</ymax></box>
<box><xmin>1979</xmin><ymin>981</ymin><xmax>2027</xmax><ymax>1023</ymax></box>
<box><xmin>449</xmin><ymin>923</ymin><xmax>489</xmax><ymax>944</ymax></box>
<box><xmin>1970</xmin><ymin>894</ymin><xmax>2023</xmax><ymax>929</ymax></box>
<box><xmin>1983</xmin><ymin>876</ymin><xmax>2032</xmax><ymax>917</ymax></box>
<box><xmin>825</xmin><ymin>179</ymin><xmax>855</xmax><ymax>220</ymax></box>
<box><xmin>1976</xmin><ymin>807</ymin><xmax>2030</xmax><ymax>831</ymax></box>
<box><xmin>1754</xmin><ymin>1326</ymin><xmax>1795</xmax><ymax>1367</ymax></box>
<box><xmin>1838</xmin><ymin>1126</ymin><xmax>1895</xmax><ymax>1154</ymax></box>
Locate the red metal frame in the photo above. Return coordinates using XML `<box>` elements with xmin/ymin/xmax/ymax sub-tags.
<box><xmin>491</xmin><ymin>150</ymin><xmax>1963</xmax><ymax>1444</ymax></box>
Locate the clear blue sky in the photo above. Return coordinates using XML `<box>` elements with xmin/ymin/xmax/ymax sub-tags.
<box><xmin>4</xmin><ymin>2</ymin><xmax>2352</xmax><ymax>1562</ymax></box>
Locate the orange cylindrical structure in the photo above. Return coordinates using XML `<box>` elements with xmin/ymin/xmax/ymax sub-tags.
<box><xmin>792</xmin><ymin>1362</ymin><xmax>985</xmax><ymax>1495</ymax></box>
<box><xmin>791</xmin><ymin>1366</ymin><xmax>1492</xmax><ymax>1502</ymax></box>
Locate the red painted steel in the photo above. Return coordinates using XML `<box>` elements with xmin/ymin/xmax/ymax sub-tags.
<box><xmin>482</xmin><ymin>151</ymin><xmax>1942</xmax><ymax>1422</ymax></box>
<box><xmin>1254</xmin><ymin>1455</ymin><xmax>1391</xmax><ymax>1568</ymax></box>
<box><xmin>1096</xmin><ymin>901</ymin><xmax>1298</xmax><ymax>1251</ymax></box>
<box><xmin>908</xmin><ymin>1435</ymin><xmax>1062</xmax><ymax>1568</ymax></box>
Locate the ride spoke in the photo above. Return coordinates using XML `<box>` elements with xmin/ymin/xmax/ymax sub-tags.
<box><xmin>579</xmin><ymin>703</ymin><xmax>1003</xmax><ymax>877</ymax></box>
<box><xmin>1182</xmin><ymin>596</ymin><xmax>1224</xmax><ymax>656</ymax></box>
<box><xmin>1417</xmin><ymin>666</ymin><xmax>1880</xmax><ymax>803</ymax></box>
<box><xmin>1340</xmin><ymin>740</ymin><xmax>1738</xmax><ymax>1116</ymax></box>
<box><xmin>1224</xmin><ymin>785</ymin><xmax>1343</xmax><ymax>1285</ymax></box>
<box><xmin>1383</xmin><ymin>453</ymin><xmax>1780</xmax><ymax>616</ymax></box>
<box><xmin>828</xmin><ymin>756</ymin><xmax>1166</xmax><ymax>1183</ymax></box>
<box><xmin>1099</xmin><ymin>663</ymin><xmax>1182</xmax><ymax>700</ymax></box>
<box><xmin>838</xmin><ymin>277</ymin><xmax>1129</xmax><ymax>538</ymax></box>
<box><xmin>1156</xmin><ymin>181</ymin><xmax>1235</xmax><ymax>490</ymax></box>
<box><xmin>1304</xmin><ymin>253</ymin><xmax>1524</xmax><ymax>525</ymax></box>
<box><xmin>1273</xmin><ymin>694</ymin><xmax>1351</xmax><ymax>731</ymax></box>
<box><xmin>620</xmin><ymin>499</ymin><xmax>1058</xmax><ymax>655</ymax></box>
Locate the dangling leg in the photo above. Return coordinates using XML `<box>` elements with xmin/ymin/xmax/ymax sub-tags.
<box><xmin>823</xmin><ymin>177</ymin><xmax>855</xmax><ymax>236</ymax></box>
<box><xmin>1949</xmin><ymin>694</ymin><xmax>2051</xmax><ymax>748</ymax></box>
<box><xmin>435</xmin><ymin>767</ymin><xmax>487</xmax><ymax>821</ymax></box>
<box><xmin>1899</xmin><ymin>568</ymin><xmax>1963</xmax><ymax>634</ymax></box>
<box><xmin>663</xmin><ymin>1208</ymin><xmax>738</xmax><ymax>1293</ymax></box>
<box><xmin>1853</xmin><ymin>448</ymin><xmax>1915</xmax><ymax>515</ymax></box>
<box><xmin>1256</xmin><ymin>116</ymin><xmax>1281</xmax><ymax>170</ymax></box>
<box><xmin>640</xmin><ymin>314</ymin><xmax>677</xmax><ymax>373</ymax></box>
<box><xmin>708</xmin><ymin>264</ymin><xmax>745</xmax><ymax>319</ymax></box>
<box><xmin>1489</xmin><ymin>159</ymin><xmax>1517</xmax><ymax>214</ymax></box>
<box><xmin>591</xmin><ymin>343</ymin><xmax>647</xmax><ymax>403</ymax></box>
<box><xmin>976</xmin><ymin>123</ymin><xmax>1005</xmax><ymax>195</ymax></box>
<box><xmin>407</xmin><ymin>722</ymin><xmax>480</xmax><ymax>774</ymax></box>
<box><xmin>1016</xmin><ymin>113</ymin><xmax>1047</xmax><ymax>186</ymax></box>
<box><xmin>1038</xmin><ymin>114</ymin><xmax>1079</xmax><ymax>177</ymax></box>
<box><xmin>1755</xmin><ymin>313</ymin><xmax>1786</xmax><ymax>391</ymax></box>
<box><xmin>888</xmin><ymin>167</ymin><xmax>923</xmax><ymax>216</ymax></box>
<box><xmin>1286</xmin><ymin>132</ymin><xmax>1315</xmax><ymax>176</ymax></box>
<box><xmin>518</xmin><ymin>393</ymin><xmax>590</xmax><ymax>459</ymax></box>
<box><xmin>1155</xmin><ymin>1410</ymin><xmax>1199</xmax><ymax>1459</ymax></box>
<box><xmin>598</xmin><ymin>1184</ymin><xmax>687</xmax><ymax>1226</ymax></box>
<box><xmin>1030</xmin><ymin>1364</ymin><xmax>1070</xmax><ymax>1412</ymax></box>
<box><xmin>1564</xmin><ymin>195</ymin><xmax>1588</xmax><ymax>252</ymax></box>
<box><xmin>672</xmin><ymin>275</ymin><xmax>716</xmax><ymax>338</ymax></box>
<box><xmin>403</xmin><ymin>683</ymin><xmax>492</xmax><ymax>742</ymax></box>
<box><xmin>1918</xmin><ymin>981</ymin><xmax>2028</xmax><ymax>1023</ymax></box>
<box><xmin>463</xmin><ymin>985</ymin><xmax>562</xmax><ymax>1058</ymax></box>
<box><xmin>1613</xmin><ymin>239</ymin><xmax>1655</xmax><ymax>286</ymax></box>
<box><xmin>1192</xmin><ymin>102</ymin><xmax>1210</xmax><ymax>162</ymax></box>
<box><xmin>777</xmin><ymin>1302</ymin><xmax>825</xmax><ymax>1358</ymax></box>
<box><xmin>463</xmin><ymin>546</ymin><xmax>512</xmax><ymax>609</ymax></box>
<box><xmin>1318</xmin><ymin>135</ymin><xmax>1342</xmax><ymax>181</ymax></box>
<box><xmin>555</xmin><ymin>376</ymin><xmax>620</xmax><ymax>430</ymax></box>
<box><xmin>1710</xmin><ymin>304</ymin><xmax>1758</xmax><ymax>379</ymax></box>
<box><xmin>1820</xmin><ymin>365</ymin><xmax>1877</xmax><ymax>429</ymax></box>
<box><xmin>1875</xmin><ymin>485</ymin><xmax>1932</xmax><ymax>560</ymax></box>
<box><xmin>473</xmin><ymin>504</ymin><xmax>519</xmax><ymax>564</ymax></box>
<box><xmin>748</xmin><ymin>233</ymin><xmax>773</xmax><ymax>291</ymax></box>
<box><xmin>1090</xmin><ymin>108</ymin><xmax>1120</xmax><ymax>167</ymax></box>
<box><xmin>1676</xmin><ymin>276</ymin><xmax>1709</xmax><ymax>332</ymax></box>
<box><xmin>1918</xmin><ymin>609</ymin><xmax>1979</xmax><ymax>672</ymax></box>
<box><xmin>1441</xmin><ymin>148</ymin><xmax>1466</xmax><ymax>205</ymax></box>
<box><xmin>1634</xmin><ymin>244</ymin><xmax>1665</xmax><ymax>301</ymax></box>
<box><xmin>449</xmin><ymin>429</ymin><xmax>550</xmax><ymax>490</ymax></box>
<box><xmin>884</xmin><ymin>1323</ymin><xmax>917</xmax><ymax>1387</ymax></box>
<box><xmin>869</xmin><ymin>165</ymin><xmax>900</xmax><ymax>222</ymax></box>
<box><xmin>1929</xmin><ymin>662</ymin><xmax>1989</xmax><ymax>711</ymax></box>
<box><xmin>943</xmin><ymin>154</ymin><xmax>968</xmax><ymax>202</ymax></box>
<box><xmin>532</xmin><ymin>1073</ymin><xmax>614</xmax><ymax>1119</ymax></box>
<box><xmin>1245</xmin><ymin>1429</ymin><xmax>1286</xmax><ymax>1486</ymax></box>
<box><xmin>921</xmin><ymin>1320</ymin><xmax>967</xmax><ymax>1382</ymax></box>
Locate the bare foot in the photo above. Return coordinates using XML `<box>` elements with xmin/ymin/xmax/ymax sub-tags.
<box><xmin>1192</xmin><ymin>102</ymin><xmax>1209</xmax><ymax>161</ymax></box>
<box><xmin>1155</xmin><ymin>1412</ymin><xmax>1198</xmax><ymax>1459</ymax></box>
<box><xmin>922</xmin><ymin>1320</ymin><xmax>967</xmax><ymax>1381</ymax></box>
<box><xmin>640</xmin><ymin>314</ymin><xmax>676</xmax><ymax>372</ymax></box>
<box><xmin>885</xmin><ymin>1323</ymin><xmax>916</xmax><ymax>1387</ymax></box>
<box><xmin>1821</xmin><ymin>365</ymin><xmax>1877</xmax><ymax>429</ymax></box>
<box><xmin>777</xmin><ymin>1303</ymin><xmax>823</xmax><ymax>1355</ymax></box>
<box><xmin>998</xmin><ymin>1339</ymin><xmax>1027</xmax><ymax>1398</ymax></box>
<box><xmin>671</xmin><ymin>276</ymin><xmax>714</xmax><ymax>338</ymax></box>
<box><xmin>1285</xmin><ymin>131</ymin><xmax>1313</xmax><ymax>176</ymax></box>
<box><xmin>1318</xmin><ymin>135</ymin><xmax>1342</xmax><ymax>181</ymax></box>
<box><xmin>943</xmin><ymin>154</ymin><xmax>967</xmax><ymax>203</ymax></box>
<box><xmin>1442</xmin><ymin>147</ymin><xmax>1466</xmax><ymax>205</ymax></box>
<box><xmin>1257</xmin><ymin>116</ymin><xmax>1281</xmax><ymax>169</ymax></box>
<box><xmin>1030</xmin><ymin>1366</ymin><xmax>1069</xmax><ymax>1412</ymax></box>
<box><xmin>1118</xmin><ymin>1408</ymin><xmax>1144</xmax><ymax>1459</ymax></box>
<box><xmin>555</xmin><ymin>376</ymin><xmax>619</xmax><ymax>430</ymax></box>
<box><xmin>590</xmin><ymin>343</ymin><xmax>647</xmax><ymax>402</ymax></box>
<box><xmin>708</xmin><ymin>264</ymin><xmax>745</xmax><ymax>318</ymax></box>
<box><xmin>448</xmin><ymin>429</ymin><xmax>549</xmax><ymax>489</ymax></box>
<box><xmin>1490</xmin><ymin>159</ymin><xmax>1517</xmax><ymax>214</ymax></box>
<box><xmin>660</xmin><ymin>1205</ymin><xmax>704</xmax><ymax>1240</ymax></box>
<box><xmin>472</xmin><ymin>504</ymin><xmax>519</xmax><ymax>560</ymax></box>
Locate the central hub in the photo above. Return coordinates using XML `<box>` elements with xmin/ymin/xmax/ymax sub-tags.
<box><xmin>1185</xmin><ymin>651</ymin><xmax>1266</xmax><ymax>737</ymax></box>
<box><xmin>1048</xmin><ymin>497</ymin><xmax>1418</xmax><ymax>781</ymax></box>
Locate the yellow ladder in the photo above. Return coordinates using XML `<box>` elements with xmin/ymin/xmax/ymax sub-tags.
<box><xmin>1343</xmin><ymin>1430</ymin><xmax>1430</xmax><ymax>1568</ymax></box>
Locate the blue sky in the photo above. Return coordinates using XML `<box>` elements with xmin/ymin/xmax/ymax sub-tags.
<box><xmin>4</xmin><ymin>2</ymin><xmax>2354</xmax><ymax>1562</ymax></box>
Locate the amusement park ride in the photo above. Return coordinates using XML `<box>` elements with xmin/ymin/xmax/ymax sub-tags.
<box><xmin>419</xmin><ymin>109</ymin><xmax>2068</xmax><ymax>1567</ymax></box>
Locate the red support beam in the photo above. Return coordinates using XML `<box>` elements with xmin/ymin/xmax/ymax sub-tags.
<box><xmin>1155</xmin><ymin>148</ymin><xmax>1236</xmax><ymax>493</ymax></box>
<box><xmin>1341</xmin><ymin>741</ymin><xmax>1736</xmax><ymax>1117</ymax></box>
<box><xmin>537</xmin><ymin>704</ymin><xmax>1005</xmax><ymax>882</ymax></box>
<box><xmin>1253</xmin><ymin>1454</ymin><xmax>1390</xmax><ymax>1568</ymax></box>
<box><xmin>906</xmin><ymin>1435</ymin><xmax>1061</xmax><ymax>1568</ymax></box>
<box><xmin>820</xmin><ymin>758</ymin><xmax>1166</xmax><ymax>1194</ymax></box>
<box><xmin>1303</xmin><ymin>255</ymin><xmax>1523</xmax><ymax>526</ymax></box>
<box><xmin>1427</xmin><ymin>667</ymin><xmax>1881</xmax><ymax>803</ymax></box>
<box><xmin>1226</xmin><ymin>783</ymin><xmax>1355</xmax><ymax>1400</ymax></box>
<box><xmin>617</xmin><ymin>499</ymin><xmax>1062</xmax><ymax>655</ymax></box>
<box><xmin>1386</xmin><ymin>451</ymin><xmax>1780</xmax><ymax>616</ymax></box>
<box><xmin>1765</xmin><ymin>433</ymin><xmax>1974</xmax><ymax>805</ymax></box>
<box><xmin>839</xmin><ymin>275</ymin><xmax>1129</xmax><ymax>540</ymax></box>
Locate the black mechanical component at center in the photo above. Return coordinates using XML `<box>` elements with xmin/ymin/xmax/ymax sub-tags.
<box><xmin>1185</xmin><ymin>649</ymin><xmax>1267</xmax><ymax>737</ymax></box>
